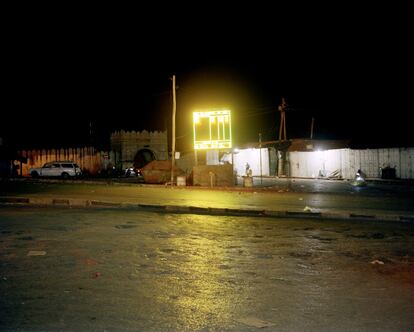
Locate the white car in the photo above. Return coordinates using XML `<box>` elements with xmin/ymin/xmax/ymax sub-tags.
<box><xmin>29</xmin><ymin>161</ymin><xmax>82</xmax><ymax>179</ymax></box>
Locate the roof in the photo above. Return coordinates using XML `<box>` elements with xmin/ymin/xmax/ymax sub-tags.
<box><xmin>287</xmin><ymin>139</ymin><xmax>350</xmax><ymax>152</ymax></box>
<box><xmin>240</xmin><ymin>139</ymin><xmax>350</xmax><ymax>152</ymax></box>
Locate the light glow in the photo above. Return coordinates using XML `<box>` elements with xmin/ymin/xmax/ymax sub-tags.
<box><xmin>194</xmin><ymin>113</ymin><xmax>200</xmax><ymax>124</ymax></box>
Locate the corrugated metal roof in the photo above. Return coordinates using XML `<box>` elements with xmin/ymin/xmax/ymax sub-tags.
<box><xmin>287</xmin><ymin>139</ymin><xmax>350</xmax><ymax>152</ymax></box>
<box><xmin>239</xmin><ymin>139</ymin><xmax>350</xmax><ymax>151</ymax></box>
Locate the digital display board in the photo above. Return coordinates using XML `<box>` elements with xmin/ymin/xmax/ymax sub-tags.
<box><xmin>193</xmin><ymin>110</ymin><xmax>232</xmax><ymax>150</ymax></box>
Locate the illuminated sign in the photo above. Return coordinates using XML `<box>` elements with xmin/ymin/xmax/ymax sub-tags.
<box><xmin>193</xmin><ymin>110</ymin><xmax>232</xmax><ymax>150</ymax></box>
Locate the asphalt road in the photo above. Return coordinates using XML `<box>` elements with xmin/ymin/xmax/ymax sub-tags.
<box><xmin>1</xmin><ymin>207</ymin><xmax>414</xmax><ymax>331</ymax></box>
<box><xmin>1</xmin><ymin>178</ymin><xmax>414</xmax><ymax>218</ymax></box>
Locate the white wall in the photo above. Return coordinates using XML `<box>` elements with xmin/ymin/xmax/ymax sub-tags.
<box><xmin>231</xmin><ymin>148</ymin><xmax>270</xmax><ymax>176</ymax></box>
<box><xmin>206</xmin><ymin>150</ymin><xmax>219</xmax><ymax>165</ymax></box>
<box><xmin>289</xmin><ymin>148</ymin><xmax>414</xmax><ymax>179</ymax></box>
<box><xmin>289</xmin><ymin>149</ymin><xmax>344</xmax><ymax>178</ymax></box>
<box><xmin>400</xmin><ymin>148</ymin><xmax>414</xmax><ymax>179</ymax></box>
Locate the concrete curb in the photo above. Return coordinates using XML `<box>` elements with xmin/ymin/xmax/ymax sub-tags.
<box><xmin>1</xmin><ymin>196</ymin><xmax>414</xmax><ymax>223</ymax></box>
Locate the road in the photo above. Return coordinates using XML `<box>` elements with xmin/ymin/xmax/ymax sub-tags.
<box><xmin>1</xmin><ymin>206</ymin><xmax>414</xmax><ymax>331</ymax></box>
<box><xmin>1</xmin><ymin>178</ymin><xmax>414</xmax><ymax>218</ymax></box>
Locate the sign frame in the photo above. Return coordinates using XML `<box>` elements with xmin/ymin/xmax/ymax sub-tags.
<box><xmin>193</xmin><ymin>110</ymin><xmax>232</xmax><ymax>150</ymax></box>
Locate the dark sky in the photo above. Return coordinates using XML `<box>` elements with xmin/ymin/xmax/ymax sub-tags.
<box><xmin>2</xmin><ymin>7</ymin><xmax>413</xmax><ymax>151</ymax></box>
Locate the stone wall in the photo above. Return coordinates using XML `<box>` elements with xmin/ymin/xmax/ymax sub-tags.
<box><xmin>110</xmin><ymin>130</ymin><xmax>168</xmax><ymax>169</ymax></box>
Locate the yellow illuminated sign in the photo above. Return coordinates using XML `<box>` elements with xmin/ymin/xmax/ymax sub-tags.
<box><xmin>193</xmin><ymin>110</ymin><xmax>232</xmax><ymax>150</ymax></box>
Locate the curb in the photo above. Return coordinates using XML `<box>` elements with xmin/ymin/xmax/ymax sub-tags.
<box><xmin>1</xmin><ymin>196</ymin><xmax>414</xmax><ymax>223</ymax></box>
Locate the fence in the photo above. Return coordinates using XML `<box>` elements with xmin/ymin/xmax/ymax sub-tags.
<box><xmin>19</xmin><ymin>147</ymin><xmax>107</xmax><ymax>176</ymax></box>
<box><xmin>289</xmin><ymin>147</ymin><xmax>414</xmax><ymax>179</ymax></box>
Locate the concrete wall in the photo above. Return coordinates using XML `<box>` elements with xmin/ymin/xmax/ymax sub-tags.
<box><xmin>175</xmin><ymin>151</ymin><xmax>196</xmax><ymax>176</ymax></box>
<box><xmin>193</xmin><ymin>164</ymin><xmax>234</xmax><ymax>187</ymax></box>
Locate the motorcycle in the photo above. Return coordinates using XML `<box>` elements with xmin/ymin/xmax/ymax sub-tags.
<box><xmin>352</xmin><ymin>169</ymin><xmax>367</xmax><ymax>187</ymax></box>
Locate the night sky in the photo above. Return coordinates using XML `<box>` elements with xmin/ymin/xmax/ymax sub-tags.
<box><xmin>2</xmin><ymin>8</ymin><xmax>413</xmax><ymax>152</ymax></box>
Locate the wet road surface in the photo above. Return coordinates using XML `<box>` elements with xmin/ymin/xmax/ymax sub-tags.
<box><xmin>1</xmin><ymin>179</ymin><xmax>414</xmax><ymax>217</ymax></box>
<box><xmin>1</xmin><ymin>206</ymin><xmax>414</xmax><ymax>331</ymax></box>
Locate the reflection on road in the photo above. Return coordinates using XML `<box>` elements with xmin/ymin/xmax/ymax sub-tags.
<box><xmin>0</xmin><ymin>207</ymin><xmax>413</xmax><ymax>331</ymax></box>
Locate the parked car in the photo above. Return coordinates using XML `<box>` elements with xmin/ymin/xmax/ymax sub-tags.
<box><xmin>124</xmin><ymin>167</ymin><xmax>143</xmax><ymax>178</ymax></box>
<box><xmin>29</xmin><ymin>161</ymin><xmax>82</xmax><ymax>179</ymax></box>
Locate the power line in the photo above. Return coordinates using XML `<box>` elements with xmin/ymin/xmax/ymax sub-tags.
<box><xmin>240</xmin><ymin>109</ymin><xmax>277</xmax><ymax>118</ymax></box>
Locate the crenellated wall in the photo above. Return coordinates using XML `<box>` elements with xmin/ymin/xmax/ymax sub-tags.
<box><xmin>110</xmin><ymin>130</ymin><xmax>168</xmax><ymax>169</ymax></box>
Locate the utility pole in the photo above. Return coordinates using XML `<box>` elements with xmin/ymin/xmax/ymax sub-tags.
<box><xmin>278</xmin><ymin>97</ymin><xmax>287</xmax><ymax>141</ymax></box>
<box><xmin>170</xmin><ymin>75</ymin><xmax>176</xmax><ymax>186</ymax></box>
<box><xmin>259</xmin><ymin>132</ymin><xmax>262</xmax><ymax>185</ymax></box>
<box><xmin>277</xmin><ymin>97</ymin><xmax>288</xmax><ymax>177</ymax></box>
<box><xmin>89</xmin><ymin>120</ymin><xmax>93</xmax><ymax>146</ymax></box>
<box><xmin>310</xmin><ymin>117</ymin><xmax>315</xmax><ymax>139</ymax></box>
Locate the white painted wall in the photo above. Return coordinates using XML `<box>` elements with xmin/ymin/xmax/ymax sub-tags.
<box><xmin>290</xmin><ymin>149</ymin><xmax>344</xmax><ymax>178</ymax></box>
<box><xmin>289</xmin><ymin>148</ymin><xmax>414</xmax><ymax>179</ymax></box>
<box><xmin>206</xmin><ymin>150</ymin><xmax>219</xmax><ymax>165</ymax></box>
<box><xmin>400</xmin><ymin>148</ymin><xmax>414</xmax><ymax>179</ymax></box>
<box><xmin>230</xmin><ymin>148</ymin><xmax>270</xmax><ymax>176</ymax></box>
